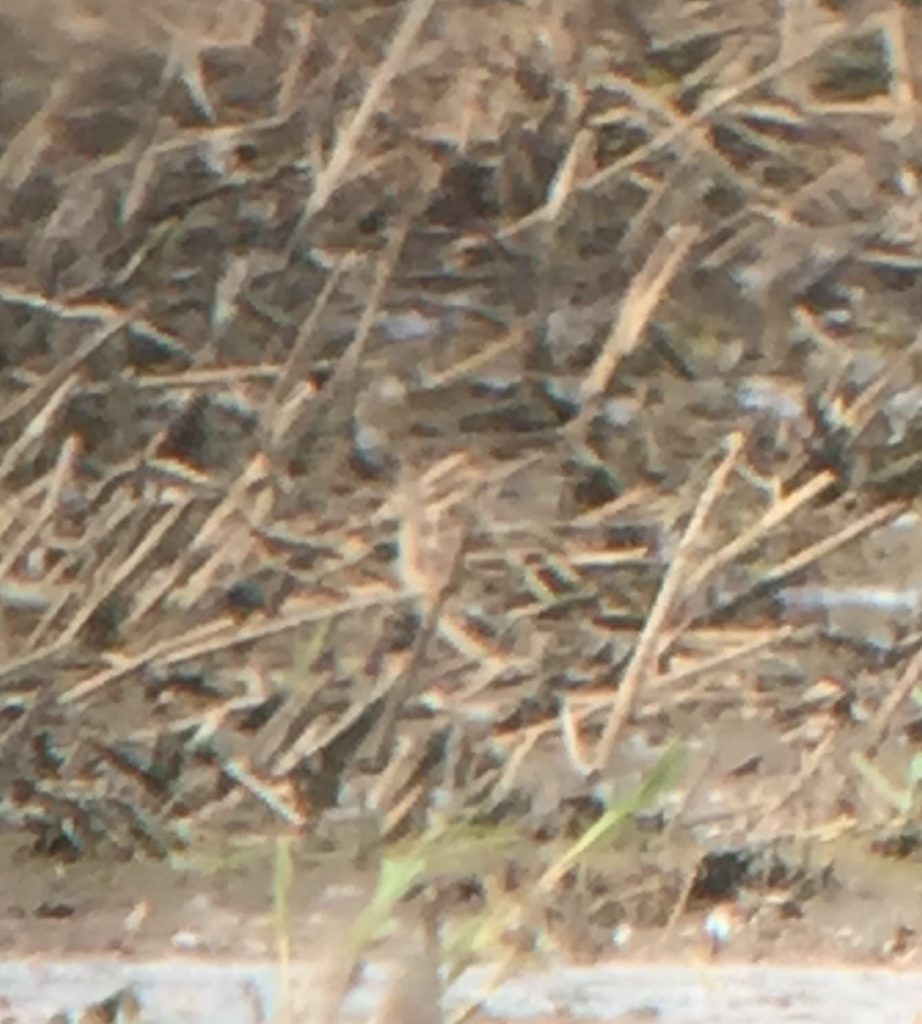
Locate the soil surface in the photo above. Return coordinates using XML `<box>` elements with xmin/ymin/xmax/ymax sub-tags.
<box><xmin>1</xmin><ymin>835</ymin><xmax>922</xmax><ymax>968</ymax></box>
<box><xmin>4</xmin><ymin>1</ymin><xmax>922</xmax><ymax>1021</ymax></box>
<box><xmin>5</xmin><ymin>837</ymin><xmax>922</xmax><ymax>1023</ymax></box>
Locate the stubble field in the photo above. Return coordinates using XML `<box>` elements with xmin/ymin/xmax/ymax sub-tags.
<box><xmin>4</xmin><ymin>2</ymin><xmax>922</xmax><ymax>1019</ymax></box>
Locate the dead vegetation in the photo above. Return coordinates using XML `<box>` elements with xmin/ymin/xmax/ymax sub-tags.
<box><xmin>2</xmin><ymin>0</ymin><xmax>922</xmax><ymax>971</ymax></box>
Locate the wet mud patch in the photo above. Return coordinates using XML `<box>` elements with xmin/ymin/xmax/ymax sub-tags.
<box><xmin>5</xmin><ymin>828</ymin><xmax>922</xmax><ymax>1022</ymax></box>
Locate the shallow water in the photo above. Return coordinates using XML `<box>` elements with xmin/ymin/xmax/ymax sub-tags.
<box><xmin>10</xmin><ymin>958</ymin><xmax>922</xmax><ymax>1024</ymax></box>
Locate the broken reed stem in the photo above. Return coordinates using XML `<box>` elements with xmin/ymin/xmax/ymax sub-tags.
<box><xmin>268</xmin><ymin>253</ymin><xmax>355</xmax><ymax>410</ymax></box>
<box><xmin>302</xmin><ymin>0</ymin><xmax>439</xmax><ymax>222</ymax></box>
<box><xmin>678</xmin><ymin>468</ymin><xmax>837</xmax><ymax>607</ymax></box>
<box><xmin>0</xmin><ymin>435</ymin><xmax>79</xmax><ymax>583</ymax></box>
<box><xmin>844</xmin><ymin>325</ymin><xmax>922</xmax><ymax>438</ymax></box>
<box><xmin>741</xmin><ymin>499</ymin><xmax>907</xmax><ymax>597</ymax></box>
<box><xmin>492</xmin><ymin>18</ymin><xmax>853</xmax><ymax>244</ymax></box>
<box><xmin>650</xmin><ymin>624</ymin><xmax>797</xmax><ymax>697</ymax></box>
<box><xmin>579</xmin><ymin>222</ymin><xmax>699</xmax><ymax>407</ymax></box>
<box><xmin>0</xmin><ymin>375</ymin><xmax>75</xmax><ymax>485</ymax></box>
<box><xmin>0</xmin><ymin>313</ymin><xmax>126</xmax><ymax>430</ymax></box>
<box><xmin>592</xmin><ymin>432</ymin><xmax>744</xmax><ymax>774</ymax></box>
<box><xmin>563</xmin><ymin>626</ymin><xmax>799</xmax><ymax>738</ymax></box>
<box><xmin>369</xmin><ymin>511</ymin><xmax>475</xmax><ymax>770</ymax></box>
<box><xmin>683</xmin><ymin>498</ymin><xmax>908</xmax><ymax>630</ymax></box>
<box><xmin>302</xmin><ymin>158</ymin><xmax>441</xmax><ymax>491</ymax></box>
<box><xmin>60</xmin><ymin>586</ymin><xmax>408</xmax><ymax>705</ymax></box>
<box><xmin>866</xmin><ymin>642</ymin><xmax>922</xmax><ymax>753</ymax></box>
<box><xmin>749</xmin><ymin>732</ymin><xmax>835</xmax><ymax>836</ymax></box>
<box><xmin>543</xmin><ymin>127</ymin><xmax>594</xmax><ymax>222</ymax></box>
<box><xmin>56</xmin><ymin>499</ymin><xmax>191</xmax><ymax>647</ymax></box>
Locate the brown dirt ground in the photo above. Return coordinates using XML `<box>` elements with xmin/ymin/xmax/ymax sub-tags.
<box><xmin>4</xmin><ymin>3</ymin><xmax>922</xmax><ymax>1017</ymax></box>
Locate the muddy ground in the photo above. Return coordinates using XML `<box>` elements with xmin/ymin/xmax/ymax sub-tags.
<box><xmin>4</xmin><ymin>1</ymin><xmax>922</xmax><ymax>1019</ymax></box>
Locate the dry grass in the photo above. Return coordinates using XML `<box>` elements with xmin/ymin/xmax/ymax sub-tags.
<box><xmin>2</xmin><ymin>0</ymin><xmax>922</xmax><ymax>997</ymax></box>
